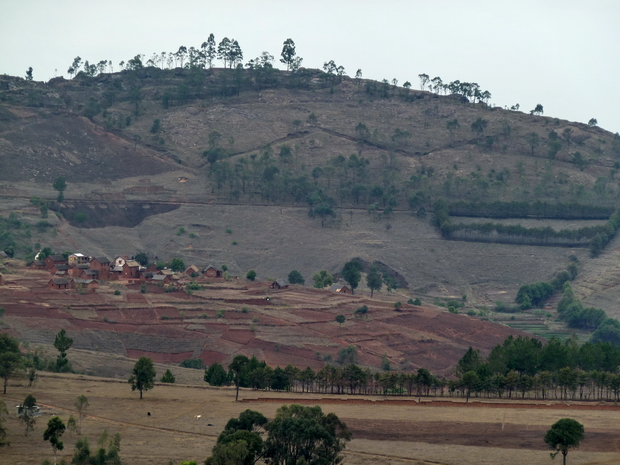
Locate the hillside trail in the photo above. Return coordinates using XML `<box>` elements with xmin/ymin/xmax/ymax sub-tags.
<box><xmin>55</xmin><ymin>214</ymin><xmax>81</xmax><ymax>250</ymax></box>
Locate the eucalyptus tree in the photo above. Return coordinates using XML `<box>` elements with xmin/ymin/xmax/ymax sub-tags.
<box><xmin>203</xmin><ymin>33</ymin><xmax>217</xmax><ymax>68</ymax></box>
<box><xmin>418</xmin><ymin>73</ymin><xmax>429</xmax><ymax>90</ymax></box>
<box><xmin>280</xmin><ymin>38</ymin><xmax>301</xmax><ymax>71</ymax></box>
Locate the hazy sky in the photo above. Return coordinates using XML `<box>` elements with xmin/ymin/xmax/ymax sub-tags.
<box><xmin>1</xmin><ymin>0</ymin><xmax>618</xmax><ymax>133</ymax></box>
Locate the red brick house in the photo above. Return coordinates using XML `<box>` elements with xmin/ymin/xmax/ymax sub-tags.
<box><xmin>149</xmin><ymin>274</ymin><xmax>172</xmax><ymax>284</ymax></box>
<box><xmin>48</xmin><ymin>278</ymin><xmax>70</xmax><ymax>289</ymax></box>
<box><xmin>89</xmin><ymin>257</ymin><xmax>111</xmax><ymax>280</ymax></box>
<box><xmin>29</xmin><ymin>260</ymin><xmax>46</xmax><ymax>270</ymax></box>
<box><xmin>50</xmin><ymin>264</ymin><xmax>69</xmax><ymax>275</ymax></box>
<box><xmin>204</xmin><ymin>265</ymin><xmax>222</xmax><ymax>278</ymax></box>
<box><xmin>270</xmin><ymin>279</ymin><xmax>289</xmax><ymax>290</ymax></box>
<box><xmin>121</xmin><ymin>260</ymin><xmax>141</xmax><ymax>279</ymax></box>
<box><xmin>71</xmin><ymin>278</ymin><xmax>99</xmax><ymax>292</ymax></box>
<box><xmin>69</xmin><ymin>263</ymin><xmax>90</xmax><ymax>278</ymax></box>
<box><xmin>89</xmin><ymin>257</ymin><xmax>110</xmax><ymax>272</ymax></box>
<box><xmin>185</xmin><ymin>265</ymin><xmax>201</xmax><ymax>276</ymax></box>
<box><xmin>44</xmin><ymin>254</ymin><xmax>66</xmax><ymax>270</ymax></box>
<box><xmin>329</xmin><ymin>283</ymin><xmax>351</xmax><ymax>294</ymax></box>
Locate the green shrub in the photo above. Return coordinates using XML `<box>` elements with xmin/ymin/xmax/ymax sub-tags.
<box><xmin>161</xmin><ymin>369</ymin><xmax>175</xmax><ymax>383</ymax></box>
<box><xmin>180</xmin><ymin>359</ymin><xmax>205</xmax><ymax>369</ymax></box>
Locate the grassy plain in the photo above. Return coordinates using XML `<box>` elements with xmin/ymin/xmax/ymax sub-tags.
<box><xmin>2</xmin><ymin>372</ymin><xmax>620</xmax><ymax>465</ymax></box>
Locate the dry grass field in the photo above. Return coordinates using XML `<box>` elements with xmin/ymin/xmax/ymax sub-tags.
<box><xmin>2</xmin><ymin>372</ymin><xmax>620</xmax><ymax>465</ymax></box>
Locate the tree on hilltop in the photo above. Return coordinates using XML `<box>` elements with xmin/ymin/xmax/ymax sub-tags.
<box><xmin>202</xmin><ymin>34</ymin><xmax>217</xmax><ymax>68</ymax></box>
<box><xmin>280</xmin><ymin>38</ymin><xmax>303</xmax><ymax>72</ymax></box>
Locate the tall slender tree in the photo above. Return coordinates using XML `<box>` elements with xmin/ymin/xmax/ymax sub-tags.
<box><xmin>44</xmin><ymin>416</ymin><xmax>66</xmax><ymax>465</ymax></box>
<box><xmin>366</xmin><ymin>266</ymin><xmax>383</xmax><ymax>298</ymax></box>
<box><xmin>53</xmin><ymin>329</ymin><xmax>73</xmax><ymax>372</ymax></box>
<box><xmin>229</xmin><ymin>355</ymin><xmax>250</xmax><ymax>401</ymax></box>
<box><xmin>280</xmin><ymin>38</ymin><xmax>301</xmax><ymax>71</ymax></box>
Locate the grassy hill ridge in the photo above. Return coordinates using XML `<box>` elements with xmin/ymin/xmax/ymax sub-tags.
<box><xmin>1</xmin><ymin>67</ymin><xmax>620</xmax><ymax>315</ymax></box>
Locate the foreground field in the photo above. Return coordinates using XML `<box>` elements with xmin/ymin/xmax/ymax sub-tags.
<box><xmin>2</xmin><ymin>372</ymin><xmax>620</xmax><ymax>465</ymax></box>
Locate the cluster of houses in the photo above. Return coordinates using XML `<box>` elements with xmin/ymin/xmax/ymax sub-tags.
<box><xmin>30</xmin><ymin>252</ymin><xmax>225</xmax><ymax>292</ymax></box>
<box><xmin>27</xmin><ymin>252</ymin><xmax>355</xmax><ymax>295</ymax></box>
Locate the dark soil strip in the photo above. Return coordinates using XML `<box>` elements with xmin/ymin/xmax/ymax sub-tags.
<box><xmin>347</xmin><ymin>419</ymin><xmax>620</xmax><ymax>452</ymax></box>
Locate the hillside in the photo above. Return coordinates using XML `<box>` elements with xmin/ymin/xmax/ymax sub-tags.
<box><xmin>1</xmin><ymin>66</ymin><xmax>620</xmax><ymax>315</ymax></box>
<box><xmin>1</xmin><ymin>266</ymin><xmax>532</xmax><ymax>377</ymax></box>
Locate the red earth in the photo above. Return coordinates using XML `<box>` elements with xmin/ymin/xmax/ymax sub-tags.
<box><xmin>1</xmin><ymin>267</ymin><xmax>533</xmax><ymax>376</ymax></box>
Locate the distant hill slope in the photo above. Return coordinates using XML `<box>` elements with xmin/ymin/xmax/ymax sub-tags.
<box><xmin>1</xmin><ymin>269</ymin><xmax>533</xmax><ymax>376</ymax></box>
<box><xmin>0</xmin><ymin>68</ymin><xmax>619</xmax><ymax>312</ymax></box>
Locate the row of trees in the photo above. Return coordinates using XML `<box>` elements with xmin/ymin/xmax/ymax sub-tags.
<box><xmin>448</xmin><ymin>200</ymin><xmax>614</xmax><ymax>220</ymax></box>
<box><xmin>434</xmin><ymin>199</ymin><xmax>620</xmax><ymax>252</ymax></box>
<box><xmin>307</xmin><ymin>261</ymin><xmax>394</xmax><ymax>295</ymax></box>
<box><xmin>417</xmin><ymin>73</ymin><xmax>492</xmax><ymax>104</ymax></box>
<box><xmin>67</xmin><ymin>36</ymin><xmax>302</xmax><ymax>78</ymax></box>
<box><xmin>455</xmin><ymin>335</ymin><xmax>620</xmax><ymax>401</ymax></box>
<box><xmin>201</xmin><ymin>335</ymin><xmax>620</xmax><ymax>403</ymax></box>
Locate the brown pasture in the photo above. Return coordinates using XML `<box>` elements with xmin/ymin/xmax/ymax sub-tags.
<box><xmin>2</xmin><ymin>372</ymin><xmax>620</xmax><ymax>465</ymax></box>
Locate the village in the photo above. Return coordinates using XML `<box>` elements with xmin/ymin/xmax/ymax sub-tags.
<box><xmin>28</xmin><ymin>252</ymin><xmax>235</xmax><ymax>292</ymax></box>
<box><xmin>25</xmin><ymin>251</ymin><xmax>354</xmax><ymax>294</ymax></box>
